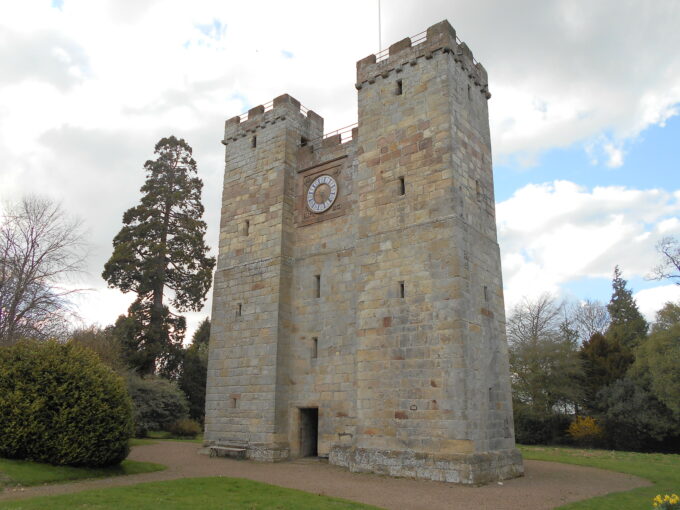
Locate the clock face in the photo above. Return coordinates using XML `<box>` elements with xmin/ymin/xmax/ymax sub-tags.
<box><xmin>306</xmin><ymin>175</ymin><xmax>338</xmax><ymax>213</ymax></box>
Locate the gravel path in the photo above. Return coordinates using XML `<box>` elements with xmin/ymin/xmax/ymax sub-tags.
<box><xmin>0</xmin><ymin>442</ymin><xmax>649</xmax><ymax>509</ymax></box>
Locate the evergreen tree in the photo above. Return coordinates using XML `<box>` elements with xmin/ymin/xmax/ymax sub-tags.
<box><xmin>103</xmin><ymin>136</ymin><xmax>215</xmax><ymax>375</ymax></box>
<box><xmin>579</xmin><ymin>332</ymin><xmax>633</xmax><ymax>411</ymax></box>
<box><xmin>179</xmin><ymin>318</ymin><xmax>210</xmax><ymax>423</ymax></box>
<box><xmin>605</xmin><ymin>266</ymin><xmax>648</xmax><ymax>349</ymax></box>
<box><xmin>110</xmin><ymin>301</ymin><xmax>185</xmax><ymax>377</ymax></box>
<box><xmin>594</xmin><ymin>377</ymin><xmax>677</xmax><ymax>451</ymax></box>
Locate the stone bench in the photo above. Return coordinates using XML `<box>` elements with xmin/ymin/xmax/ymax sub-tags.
<box><xmin>209</xmin><ymin>445</ymin><xmax>247</xmax><ymax>459</ymax></box>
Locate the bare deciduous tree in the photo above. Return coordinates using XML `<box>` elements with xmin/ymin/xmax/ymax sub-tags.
<box><xmin>0</xmin><ymin>196</ymin><xmax>87</xmax><ymax>345</ymax></box>
<box><xmin>649</xmin><ymin>236</ymin><xmax>680</xmax><ymax>285</ymax></box>
<box><xmin>506</xmin><ymin>293</ymin><xmax>564</xmax><ymax>345</ymax></box>
<box><xmin>507</xmin><ymin>294</ymin><xmax>584</xmax><ymax>414</ymax></box>
<box><xmin>569</xmin><ymin>299</ymin><xmax>610</xmax><ymax>343</ymax></box>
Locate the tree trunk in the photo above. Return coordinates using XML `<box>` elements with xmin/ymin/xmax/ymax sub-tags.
<box><xmin>147</xmin><ymin>159</ymin><xmax>176</xmax><ymax>374</ymax></box>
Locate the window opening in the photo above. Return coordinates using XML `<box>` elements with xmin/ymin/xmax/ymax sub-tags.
<box><xmin>251</xmin><ymin>135</ymin><xmax>257</xmax><ymax>148</ymax></box>
<box><xmin>396</xmin><ymin>79</ymin><xmax>403</xmax><ymax>95</ymax></box>
<box><xmin>300</xmin><ymin>136</ymin><xmax>308</xmax><ymax>147</ymax></box>
<box><xmin>467</xmin><ymin>84</ymin><xmax>471</xmax><ymax>100</ymax></box>
<box><xmin>399</xmin><ymin>176</ymin><xmax>406</xmax><ymax>196</ymax></box>
<box><xmin>399</xmin><ymin>281</ymin><xmax>405</xmax><ymax>298</ymax></box>
<box><xmin>315</xmin><ymin>274</ymin><xmax>321</xmax><ymax>298</ymax></box>
<box><xmin>244</xmin><ymin>219</ymin><xmax>250</xmax><ymax>236</ymax></box>
<box><xmin>312</xmin><ymin>337</ymin><xmax>318</xmax><ymax>359</ymax></box>
<box><xmin>230</xmin><ymin>397</ymin><xmax>238</xmax><ymax>409</ymax></box>
<box><xmin>483</xmin><ymin>286</ymin><xmax>489</xmax><ymax>302</ymax></box>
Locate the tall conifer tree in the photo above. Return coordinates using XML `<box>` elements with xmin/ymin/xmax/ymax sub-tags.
<box><xmin>103</xmin><ymin>136</ymin><xmax>215</xmax><ymax>375</ymax></box>
<box><xmin>606</xmin><ymin>265</ymin><xmax>648</xmax><ymax>349</ymax></box>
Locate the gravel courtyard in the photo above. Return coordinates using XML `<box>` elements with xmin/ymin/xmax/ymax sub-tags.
<box><xmin>0</xmin><ymin>441</ymin><xmax>649</xmax><ymax>509</ymax></box>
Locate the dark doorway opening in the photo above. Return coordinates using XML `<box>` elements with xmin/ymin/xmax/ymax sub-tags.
<box><xmin>299</xmin><ymin>407</ymin><xmax>319</xmax><ymax>457</ymax></box>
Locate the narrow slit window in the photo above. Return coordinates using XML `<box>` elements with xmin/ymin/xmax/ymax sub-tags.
<box><xmin>467</xmin><ymin>84</ymin><xmax>472</xmax><ymax>100</ymax></box>
<box><xmin>230</xmin><ymin>397</ymin><xmax>238</xmax><ymax>409</ymax></box>
<box><xmin>244</xmin><ymin>219</ymin><xmax>250</xmax><ymax>236</ymax></box>
<box><xmin>314</xmin><ymin>274</ymin><xmax>321</xmax><ymax>298</ymax></box>
<box><xmin>251</xmin><ymin>135</ymin><xmax>257</xmax><ymax>148</ymax></box>
<box><xmin>300</xmin><ymin>136</ymin><xmax>308</xmax><ymax>147</ymax></box>
<box><xmin>396</xmin><ymin>79</ymin><xmax>403</xmax><ymax>95</ymax></box>
<box><xmin>399</xmin><ymin>176</ymin><xmax>406</xmax><ymax>196</ymax></box>
<box><xmin>483</xmin><ymin>286</ymin><xmax>489</xmax><ymax>302</ymax></box>
<box><xmin>475</xmin><ymin>180</ymin><xmax>481</xmax><ymax>200</ymax></box>
<box><xmin>312</xmin><ymin>337</ymin><xmax>318</xmax><ymax>359</ymax></box>
<box><xmin>237</xmin><ymin>303</ymin><xmax>242</xmax><ymax>317</ymax></box>
<box><xmin>399</xmin><ymin>281</ymin><xmax>405</xmax><ymax>298</ymax></box>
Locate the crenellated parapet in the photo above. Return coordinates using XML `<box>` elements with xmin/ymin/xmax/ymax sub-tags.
<box><xmin>222</xmin><ymin>93</ymin><xmax>324</xmax><ymax>146</ymax></box>
<box><xmin>356</xmin><ymin>20</ymin><xmax>490</xmax><ymax>99</ymax></box>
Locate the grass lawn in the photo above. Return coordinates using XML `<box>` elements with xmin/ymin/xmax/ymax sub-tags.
<box><xmin>129</xmin><ymin>438</ymin><xmax>159</xmax><ymax>447</ymax></box>
<box><xmin>0</xmin><ymin>477</ymin><xmax>382</xmax><ymax>509</ymax></box>
<box><xmin>129</xmin><ymin>431</ymin><xmax>204</xmax><ymax>447</ymax></box>
<box><xmin>520</xmin><ymin>445</ymin><xmax>680</xmax><ymax>509</ymax></box>
<box><xmin>0</xmin><ymin>458</ymin><xmax>165</xmax><ymax>490</ymax></box>
<box><xmin>145</xmin><ymin>431</ymin><xmax>204</xmax><ymax>444</ymax></box>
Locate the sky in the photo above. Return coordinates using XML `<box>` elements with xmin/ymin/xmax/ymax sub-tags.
<box><xmin>1</xmin><ymin>0</ymin><xmax>678</xmax><ymax>340</ymax></box>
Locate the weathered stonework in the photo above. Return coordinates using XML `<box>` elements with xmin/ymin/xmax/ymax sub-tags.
<box><xmin>205</xmin><ymin>19</ymin><xmax>523</xmax><ymax>484</ymax></box>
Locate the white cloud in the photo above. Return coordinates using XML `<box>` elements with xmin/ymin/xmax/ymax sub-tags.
<box><xmin>658</xmin><ymin>217</ymin><xmax>680</xmax><ymax>233</ymax></box>
<box><xmin>1</xmin><ymin>1</ymin><xmax>680</xmax><ymax>336</ymax></box>
<box><xmin>497</xmin><ymin>181</ymin><xmax>680</xmax><ymax>309</ymax></box>
<box><xmin>635</xmin><ymin>285</ymin><xmax>680</xmax><ymax>323</ymax></box>
<box><xmin>603</xmin><ymin>142</ymin><xmax>624</xmax><ymax>168</ymax></box>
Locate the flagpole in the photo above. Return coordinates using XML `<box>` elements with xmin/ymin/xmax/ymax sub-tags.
<box><xmin>378</xmin><ymin>0</ymin><xmax>382</xmax><ymax>50</ymax></box>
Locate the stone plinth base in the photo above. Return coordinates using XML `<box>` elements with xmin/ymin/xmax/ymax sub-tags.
<box><xmin>329</xmin><ymin>446</ymin><xmax>523</xmax><ymax>485</ymax></box>
<box><xmin>246</xmin><ymin>443</ymin><xmax>290</xmax><ymax>462</ymax></box>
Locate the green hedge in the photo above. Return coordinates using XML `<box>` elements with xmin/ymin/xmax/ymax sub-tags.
<box><xmin>0</xmin><ymin>340</ymin><xmax>133</xmax><ymax>467</ymax></box>
<box><xmin>513</xmin><ymin>406</ymin><xmax>572</xmax><ymax>445</ymax></box>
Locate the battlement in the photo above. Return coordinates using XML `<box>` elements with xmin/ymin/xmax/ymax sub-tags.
<box><xmin>300</xmin><ymin>123</ymin><xmax>358</xmax><ymax>152</ymax></box>
<box><xmin>356</xmin><ymin>20</ymin><xmax>490</xmax><ymax>98</ymax></box>
<box><xmin>222</xmin><ymin>93</ymin><xmax>324</xmax><ymax>145</ymax></box>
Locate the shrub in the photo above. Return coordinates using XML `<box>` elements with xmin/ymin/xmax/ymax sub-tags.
<box><xmin>513</xmin><ymin>405</ymin><xmax>572</xmax><ymax>445</ymax></box>
<box><xmin>0</xmin><ymin>340</ymin><xmax>133</xmax><ymax>466</ymax></box>
<box><xmin>127</xmin><ymin>375</ymin><xmax>189</xmax><ymax>437</ymax></box>
<box><xmin>567</xmin><ymin>416</ymin><xmax>603</xmax><ymax>447</ymax></box>
<box><xmin>594</xmin><ymin>378</ymin><xmax>677</xmax><ymax>451</ymax></box>
<box><xmin>167</xmin><ymin>418</ymin><xmax>202</xmax><ymax>438</ymax></box>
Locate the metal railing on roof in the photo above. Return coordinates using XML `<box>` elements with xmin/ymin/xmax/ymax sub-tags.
<box><xmin>375</xmin><ymin>29</ymin><xmax>426</xmax><ymax>62</ymax></box>
<box><xmin>303</xmin><ymin>122</ymin><xmax>358</xmax><ymax>149</ymax></box>
<box><xmin>237</xmin><ymin>99</ymin><xmax>310</xmax><ymax>122</ymax></box>
<box><xmin>373</xmin><ymin>28</ymin><xmax>478</xmax><ymax>66</ymax></box>
<box><xmin>323</xmin><ymin>123</ymin><xmax>358</xmax><ymax>142</ymax></box>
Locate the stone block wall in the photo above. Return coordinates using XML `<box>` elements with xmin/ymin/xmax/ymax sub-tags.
<box><xmin>205</xmin><ymin>20</ymin><xmax>523</xmax><ymax>483</ymax></box>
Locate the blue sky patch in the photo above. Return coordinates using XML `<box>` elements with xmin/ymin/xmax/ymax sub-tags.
<box><xmin>196</xmin><ymin>19</ymin><xmax>226</xmax><ymax>41</ymax></box>
<box><xmin>494</xmin><ymin>111</ymin><xmax>680</xmax><ymax>203</ymax></box>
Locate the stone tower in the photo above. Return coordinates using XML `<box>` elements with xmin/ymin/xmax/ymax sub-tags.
<box><xmin>205</xmin><ymin>20</ymin><xmax>523</xmax><ymax>484</ymax></box>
